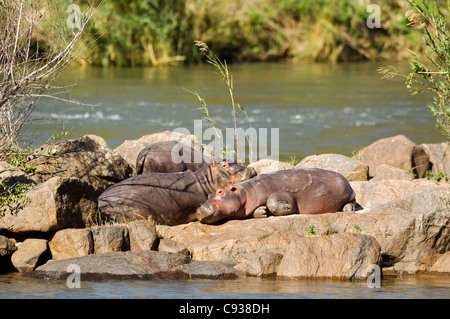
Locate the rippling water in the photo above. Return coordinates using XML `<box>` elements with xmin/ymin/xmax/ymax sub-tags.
<box><xmin>21</xmin><ymin>62</ymin><xmax>443</xmax><ymax>161</ymax></box>
<box><xmin>1</xmin><ymin>273</ymin><xmax>449</xmax><ymax>299</ymax></box>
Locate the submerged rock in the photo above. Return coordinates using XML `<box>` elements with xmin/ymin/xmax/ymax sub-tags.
<box><xmin>31</xmin><ymin>250</ymin><xmax>238</xmax><ymax>280</ymax></box>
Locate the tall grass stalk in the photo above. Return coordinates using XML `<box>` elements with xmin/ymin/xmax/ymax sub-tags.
<box><xmin>188</xmin><ymin>41</ymin><xmax>252</xmax><ymax>163</ymax></box>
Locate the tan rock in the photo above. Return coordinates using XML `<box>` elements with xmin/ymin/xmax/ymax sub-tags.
<box><xmin>11</xmin><ymin>239</ymin><xmax>48</xmax><ymax>272</ymax></box>
<box><xmin>276</xmin><ymin>233</ymin><xmax>381</xmax><ymax>280</ymax></box>
<box><xmin>0</xmin><ymin>177</ymin><xmax>98</xmax><ymax>233</ymax></box>
<box><xmin>429</xmin><ymin>252</ymin><xmax>450</xmax><ymax>273</ymax></box>
<box><xmin>357</xmin><ymin>135</ymin><xmax>430</xmax><ymax>178</ymax></box>
<box><xmin>91</xmin><ymin>225</ymin><xmax>130</xmax><ymax>254</ymax></box>
<box><xmin>158</xmin><ymin>238</ymin><xmax>190</xmax><ymax>256</ymax></box>
<box><xmin>295</xmin><ymin>153</ymin><xmax>369</xmax><ymax>181</ymax></box>
<box><xmin>128</xmin><ymin>220</ymin><xmax>158</xmax><ymax>251</ymax></box>
<box><xmin>49</xmin><ymin>228</ymin><xmax>94</xmax><ymax>260</ymax></box>
<box><xmin>29</xmin><ymin>135</ymin><xmax>133</xmax><ymax>193</ymax></box>
<box><xmin>371</xmin><ymin>164</ymin><xmax>414</xmax><ymax>181</ymax></box>
<box><xmin>248</xmin><ymin>159</ymin><xmax>293</xmax><ymax>175</ymax></box>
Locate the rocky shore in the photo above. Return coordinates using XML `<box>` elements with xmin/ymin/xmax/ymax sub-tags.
<box><xmin>0</xmin><ymin>132</ymin><xmax>449</xmax><ymax>282</ymax></box>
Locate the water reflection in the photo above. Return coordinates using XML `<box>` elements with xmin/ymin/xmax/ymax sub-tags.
<box><xmin>1</xmin><ymin>273</ymin><xmax>449</xmax><ymax>299</ymax></box>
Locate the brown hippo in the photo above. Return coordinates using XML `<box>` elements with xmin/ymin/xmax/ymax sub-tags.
<box><xmin>197</xmin><ymin>168</ymin><xmax>356</xmax><ymax>224</ymax></box>
<box><xmin>136</xmin><ymin>141</ymin><xmax>210</xmax><ymax>174</ymax></box>
<box><xmin>98</xmin><ymin>159</ymin><xmax>257</xmax><ymax>226</ymax></box>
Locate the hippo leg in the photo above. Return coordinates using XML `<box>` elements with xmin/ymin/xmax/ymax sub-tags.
<box><xmin>252</xmin><ymin>206</ymin><xmax>268</xmax><ymax>218</ymax></box>
<box><xmin>266</xmin><ymin>193</ymin><xmax>297</xmax><ymax>216</ymax></box>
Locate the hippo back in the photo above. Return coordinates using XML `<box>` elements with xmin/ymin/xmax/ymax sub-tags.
<box><xmin>135</xmin><ymin>141</ymin><xmax>210</xmax><ymax>174</ymax></box>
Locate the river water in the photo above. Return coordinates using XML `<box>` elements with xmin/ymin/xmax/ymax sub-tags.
<box><xmin>10</xmin><ymin>62</ymin><xmax>449</xmax><ymax>299</ymax></box>
<box><xmin>1</xmin><ymin>273</ymin><xmax>449</xmax><ymax>299</ymax></box>
<box><xmin>22</xmin><ymin>62</ymin><xmax>443</xmax><ymax>162</ymax></box>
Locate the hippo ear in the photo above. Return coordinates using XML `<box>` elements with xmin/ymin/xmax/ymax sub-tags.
<box><xmin>210</xmin><ymin>159</ymin><xmax>218</xmax><ymax>179</ymax></box>
<box><xmin>228</xmin><ymin>181</ymin><xmax>233</xmax><ymax>188</ymax></box>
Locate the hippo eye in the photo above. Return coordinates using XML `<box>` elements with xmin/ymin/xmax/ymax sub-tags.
<box><xmin>220</xmin><ymin>162</ymin><xmax>229</xmax><ymax>169</ymax></box>
<box><xmin>230</xmin><ymin>187</ymin><xmax>237</xmax><ymax>192</ymax></box>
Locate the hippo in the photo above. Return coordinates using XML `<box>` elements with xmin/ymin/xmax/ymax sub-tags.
<box><xmin>98</xmin><ymin>159</ymin><xmax>257</xmax><ymax>226</ymax></box>
<box><xmin>197</xmin><ymin>168</ymin><xmax>356</xmax><ymax>224</ymax></box>
<box><xmin>136</xmin><ymin>141</ymin><xmax>210</xmax><ymax>174</ymax></box>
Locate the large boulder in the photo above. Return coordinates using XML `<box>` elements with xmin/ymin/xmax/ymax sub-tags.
<box><xmin>276</xmin><ymin>233</ymin><xmax>381</xmax><ymax>280</ymax></box>
<box><xmin>159</xmin><ymin>185</ymin><xmax>450</xmax><ymax>276</ymax></box>
<box><xmin>295</xmin><ymin>154</ymin><xmax>369</xmax><ymax>181</ymax></box>
<box><xmin>28</xmin><ymin>135</ymin><xmax>133</xmax><ymax>194</ymax></box>
<box><xmin>350</xmin><ymin>179</ymin><xmax>448</xmax><ymax>210</ymax></box>
<box><xmin>114</xmin><ymin>131</ymin><xmax>215</xmax><ymax>169</ymax></box>
<box><xmin>0</xmin><ymin>177</ymin><xmax>98</xmax><ymax>234</ymax></box>
<box><xmin>357</xmin><ymin>135</ymin><xmax>431</xmax><ymax>178</ymax></box>
<box><xmin>11</xmin><ymin>239</ymin><xmax>48</xmax><ymax>272</ymax></box>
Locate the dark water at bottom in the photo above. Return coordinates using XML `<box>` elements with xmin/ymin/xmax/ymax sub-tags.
<box><xmin>1</xmin><ymin>273</ymin><xmax>449</xmax><ymax>299</ymax></box>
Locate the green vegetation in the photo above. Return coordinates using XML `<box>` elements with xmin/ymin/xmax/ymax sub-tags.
<box><xmin>0</xmin><ymin>182</ymin><xmax>34</xmax><ymax>216</ymax></box>
<box><xmin>306</xmin><ymin>224</ymin><xmax>318</xmax><ymax>237</ymax></box>
<box><xmin>425</xmin><ymin>170</ymin><xmax>449</xmax><ymax>182</ymax></box>
<box><xmin>380</xmin><ymin>0</ymin><xmax>450</xmax><ymax>139</ymax></box>
<box><xmin>354</xmin><ymin>225</ymin><xmax>363</xmax><ymax>233</ymax></box>
<box><xmin>81</xmin><ymin>0</ymin><xmax>428</xmax><ymax>67</ymax></box>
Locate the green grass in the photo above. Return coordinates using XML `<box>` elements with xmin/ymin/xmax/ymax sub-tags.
<box><xmin>72</xmin><ymin>0</ymin><xmax>433</xmax><ymax>67</ymax></box>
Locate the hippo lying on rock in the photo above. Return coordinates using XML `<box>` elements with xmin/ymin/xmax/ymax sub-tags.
<box><xmin>98</xmin><ymin>160</ymin><xmax>257</xmax><ymax>226</ymax></box>
<box><xmin>197</xmin><ymin>168</ymin><xmax>356</xmax><ymax>224</ymax></box>
<box><xmin>136</xmin><ymin>141</ymin><xmax>210</xmax><ymax>174</ymax></box>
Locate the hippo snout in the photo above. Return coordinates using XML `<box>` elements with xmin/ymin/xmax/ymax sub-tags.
<box><xmin>197</xmin><ymin>204</ymin><xmax>223</xmax><ymax>224</ymax></box>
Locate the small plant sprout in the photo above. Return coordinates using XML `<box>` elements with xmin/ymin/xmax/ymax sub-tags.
<box><xmin>354</xmin><ymin>225</ymin><xmax>363</xmax><ymax>233</ymax></box>
<box><xmin>306</xmin><ymin>224</ymin><xmax>318</xmax><ymax>237</ymax></box>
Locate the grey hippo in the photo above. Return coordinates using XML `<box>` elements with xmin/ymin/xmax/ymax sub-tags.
<box><xmin>197</xmin><ymin>168</ymin><xmax>356</xmax><ymax>224</ymax></box>
<box><xmin>98</xmin><ymin>159</ymin><xmax>257</xmax><ymax>225</ymax></box>
<box><xmin>136</xmin><ymin>141</ymin><xmax>210</xmax><ymax>174</ymax></box>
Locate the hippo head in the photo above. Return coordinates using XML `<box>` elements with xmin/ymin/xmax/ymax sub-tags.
<box><xmin>209</xmin><ymin>159</ymin><xmax>256</xmax><ymax>189</ymax></box>
<box><xmin>197</xmin><ymin>184</ymin><xmax>246</xmax><ymax>224</ymax></box>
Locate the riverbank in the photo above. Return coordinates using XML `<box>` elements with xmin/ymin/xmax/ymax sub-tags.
<box><xmin>78</xmin><ymin>0</ymin><xmax>427</xmax><ymax>67</ymax></box>
<box><xmin>0</xmin><ymin>131</ymin><xmax>449</xmax><ymax>283</ymax></box>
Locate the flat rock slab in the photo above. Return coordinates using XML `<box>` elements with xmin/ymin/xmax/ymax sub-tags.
<box><xmin>30</xmin><ymin>250</ymin><xmax>239</xmax><ymax>281</ymax></box>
